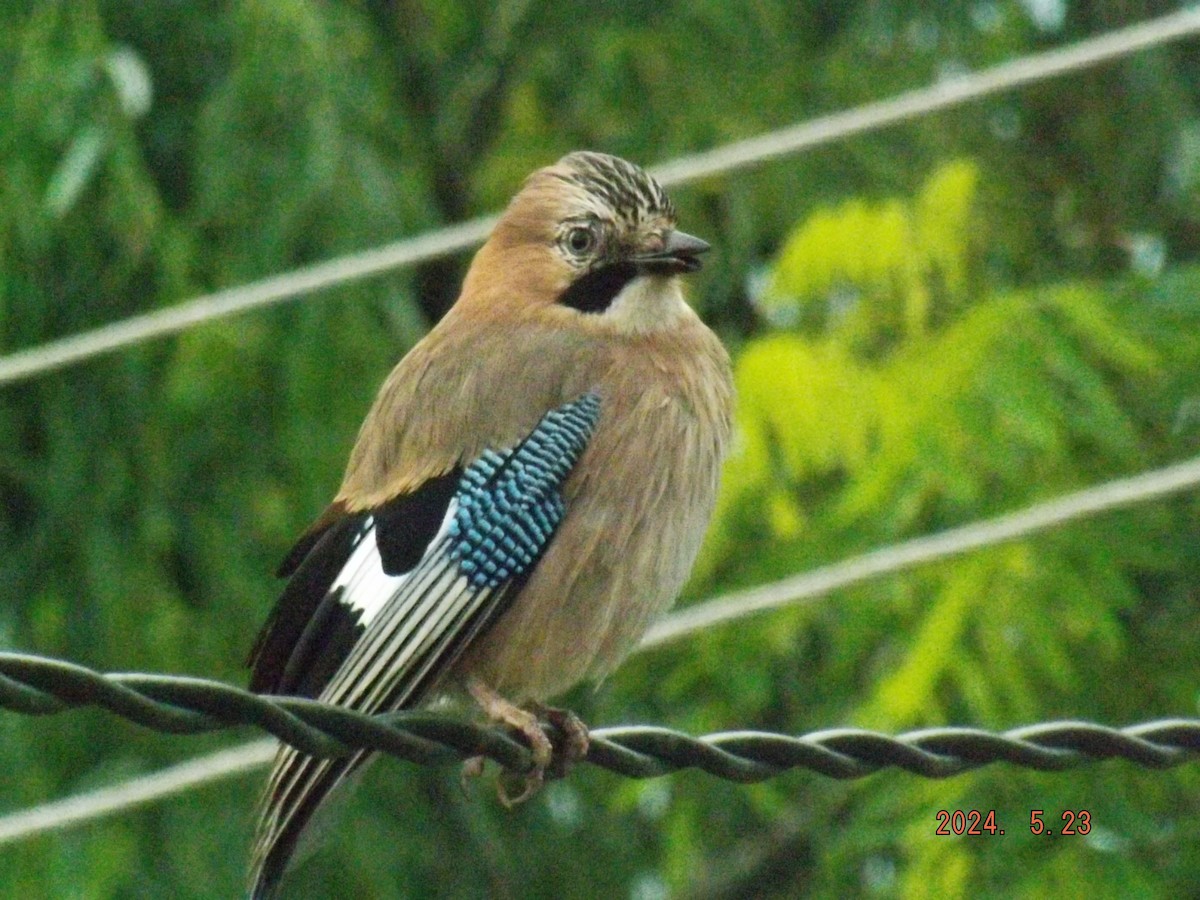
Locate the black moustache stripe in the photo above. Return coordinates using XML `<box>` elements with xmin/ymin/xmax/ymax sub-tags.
<box><xmin>557</xmin><ymin>262</ymin><xmax>639</xmax><ymax>314</ymax></box>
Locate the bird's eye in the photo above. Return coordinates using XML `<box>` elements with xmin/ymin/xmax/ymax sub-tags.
<box><xmin>564</xmin><ymin>226</ymin><xmax>596</xmax><ymax>257</ymax></box>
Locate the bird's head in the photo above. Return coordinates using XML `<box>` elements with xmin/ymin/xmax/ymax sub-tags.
<box><xmin>460</xmin><ymin>151</ymin><xmax>709</xmax><ymax>333</ymax></box>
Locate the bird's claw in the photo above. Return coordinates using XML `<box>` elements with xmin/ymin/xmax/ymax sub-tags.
<box><xmin>532</xmin><ymin>703</ymin><xmax>590</xmax><ymax>779</ymax></box>
<box><xmin>465</xmin><ymin>679</ymin><xmax>589</xmax><ymax>804</ymax></box>
<box><xmin>496</xmin><ymin>766</ymin><xmax>544</xmax><ymax>808</ymax></box>
<box><xmin>459</xmin><ymin>754</ymin><xmax>486</xmax><ymax>797</ymax></box>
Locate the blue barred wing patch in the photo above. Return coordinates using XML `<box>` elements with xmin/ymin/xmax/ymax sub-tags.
<box><xmin>449</xmin><ymin>392</ymin><xmax>601</xmax><ymax>587</ymax></box>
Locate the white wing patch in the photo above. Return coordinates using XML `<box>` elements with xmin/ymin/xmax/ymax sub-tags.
<box><xmin>331</xmin><ymin>503</ymin><xmax>459</xmax><ymax>627</ymax></box>
<box><xmin>251</xmin><ymin>393</ymin><xmax>603</xmax><ymax>897</ymax></box>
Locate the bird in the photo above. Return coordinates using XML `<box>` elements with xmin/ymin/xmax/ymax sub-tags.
<box><xmin>245</xmin><ymin>150</ymin><xmax>734</xmax><ymax>898</ymax></box>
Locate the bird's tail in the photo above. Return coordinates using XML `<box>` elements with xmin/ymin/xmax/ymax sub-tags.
<box><xmin>249</xmin><ymin>744</ymin><xmax>366</xmax><ymax>899</ymax></box>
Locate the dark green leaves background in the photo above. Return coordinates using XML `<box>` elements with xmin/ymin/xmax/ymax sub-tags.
<box><xmin>2</xmin><ymin>2</ymin><xmax>1198</xmax><ymax>897</ymax></box>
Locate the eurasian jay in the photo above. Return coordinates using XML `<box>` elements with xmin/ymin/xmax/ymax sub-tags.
<box><xmin>246</xmin><ymin>151</ymin><xmax>734</xmax><ymax>897</ymax></box>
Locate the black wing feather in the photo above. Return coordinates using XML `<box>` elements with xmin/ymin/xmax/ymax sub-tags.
<box><xmin>248</xmin><ymin>515</ymin><xmax>368</xmax><ymax>695</ymax></box>
<box><xmin>373</xmin><ymin>471</ymin><xmax>459</xmax><ymax>574</ymax></box>
<box><xmin>248</xmin><ymin>471</ymin><xmax>461</xmax><ymax>698</ymax></box>
<box><xmin>249</xmin><ymin>394</ymin><xmax>602</xmax><ymax>899</ymax></box>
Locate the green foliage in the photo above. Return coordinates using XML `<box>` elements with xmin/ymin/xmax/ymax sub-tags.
<box><xmin>2</xmin><ymin>2</ymin><xmax>1200</xmax><ymax>898</ymax></box>
<box><xmin>764</xmin><ymin>159</ymin><xmax>979</xmax><ymax>338</ymax></box>
<box><xmin>671</xmin><ymin>154</ymin><xmax>1200</xmax><ymax>897</ymax></box>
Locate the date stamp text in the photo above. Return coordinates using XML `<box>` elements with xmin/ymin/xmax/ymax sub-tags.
<box><xmin>934</xmin><ymin>809</ymin><xmax>1092</xmax><ymax>837</ymax></box>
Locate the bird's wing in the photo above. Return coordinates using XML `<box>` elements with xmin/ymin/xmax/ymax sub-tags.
<box><xmin>249</xmin><ymin>392</ymin><xmax>601</xmax><ymax>898</ymax></box>
<box><xmin>247</xmin><ymin>470</ymin><xmax>462</xmax><ymax>699</ymax></box>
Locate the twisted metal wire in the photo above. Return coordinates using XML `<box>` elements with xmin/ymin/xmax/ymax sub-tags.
<box><xmin>1</xmin><ymin>652</ymin><xmax>1197</xmax><ymax>783</ymax></box>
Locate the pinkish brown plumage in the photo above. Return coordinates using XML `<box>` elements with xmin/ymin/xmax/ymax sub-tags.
<box><xmin>247</xmin><ymin>151</ymin><xmax>733</xmax><ymax>898</ymax></box>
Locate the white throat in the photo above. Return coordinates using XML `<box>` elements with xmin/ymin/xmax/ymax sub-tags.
<box><xmin>604</xmin><ymin>274</ymin><xmax>693</xmax><ymax>333</ymax></box>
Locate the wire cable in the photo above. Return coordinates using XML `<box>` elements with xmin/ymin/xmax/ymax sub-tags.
<box><xmin>0</xmin><ymin>739</ymin><xmax>276</xmax><ymax>844</ymax></box>
<box><xmin>0</xmin><ymin>217</ymin><xmax>496</xmax><ymax>387</ymax></box>
<box><xmin>2</xmin><ymin>7</ymin><xmax>1199</xmax><ymax>386</ymax></box>
<box><xmin>641</xmin><ymin>454</ymin><xmax>1200</xmax><ymax>648</ymax></box>
<box><xmin>3</xmin><ymin>6</ymin><xmax>1200</xmax><ymax>849</ymax></box>
<box><xmin>0</xmin><ymin>454</ymin><xmax>1197</xmax><ymax>841</ymax></box>
<box><xmin>0</xmin><ymin>651</ymin><xmax>1196</xmax><ymax>808</ymax></box>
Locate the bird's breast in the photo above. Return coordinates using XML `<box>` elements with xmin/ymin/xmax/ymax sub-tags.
<box><xmin>452</xmin><ymin>320</ymin><xmax>733</xmax><ymax>700</ymax></box>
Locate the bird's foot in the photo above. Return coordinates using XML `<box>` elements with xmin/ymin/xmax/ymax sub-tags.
<box><xmin>529</xmin><ymin>702</ymin><xmax>590</xmax><ymax>779</ymax></box>
<box><xmin>459</xmin><ymin>754</ymin><xmax>487</xmax><ymax>798</ymax></box>
<box><xmin>465</xmin><ymin>679</ymin><xmax>588</xmax><ymax>806</ymax></box>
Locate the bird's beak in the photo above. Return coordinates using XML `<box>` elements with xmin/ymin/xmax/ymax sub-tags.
<box><xmin>633</xmin><ymin>230</ymin><xmax>711</xmax><ymax>275</ymax></box>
